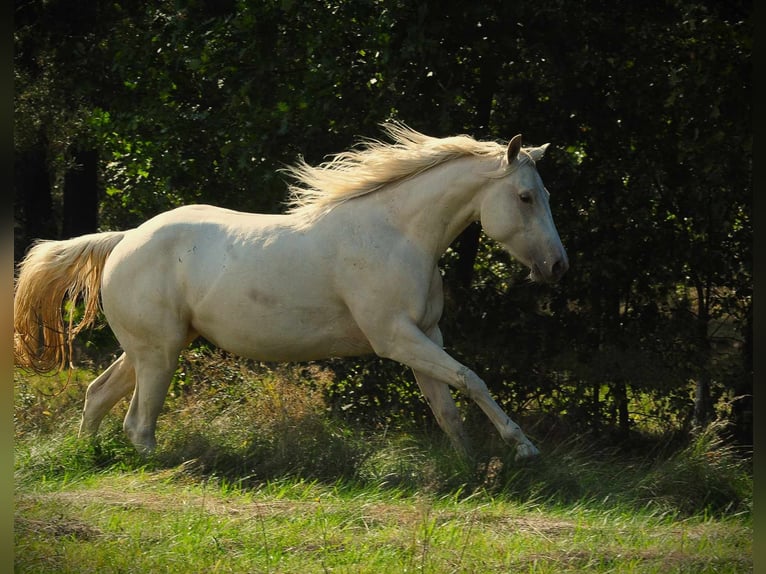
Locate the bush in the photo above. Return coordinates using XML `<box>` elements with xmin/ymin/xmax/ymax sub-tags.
<box><xmin>157</xmin><ymin>350</ymin><xmax>367</xmax><ymax>483</ymax></box>
<box><xmin>637</xmin><ymin>420</ymin><xmax>752</xmax><ymax>515</ymax></box>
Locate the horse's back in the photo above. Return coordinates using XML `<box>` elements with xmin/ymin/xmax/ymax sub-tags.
<box><xmin>105</xmin><ymin>204</ymin><xmax>286</xmax><ymax>277</ymax></box>
<box><xmin>99</xmin><ymin>204</ymin><xmax>372</xmax><ymax>361</ymax></box>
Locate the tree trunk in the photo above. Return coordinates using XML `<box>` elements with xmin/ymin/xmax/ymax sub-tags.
<box><xmin>612</xmin><ymin>380</ymin><xmax>630</xmax><ymax>436</ymax></box>
<box><xmin>452</xmin><ymin>223</ymin><xmax>481</xmax><ymax>290</ymax></box>
<box><xmin>62</xmin><ymin>148</ymin><xmax>100</xmax><ymax>238</ymax></box>
<box><xmin>450</xmin><ymin>50</ymin><xmax>497</xmax><ymax>290</ymax></box>
<box><xmin>693</xmin><ymin>375</ymin><xmax>712</xmax><ymax>427</ymax></box>
<box><xmin>592</xmin><ymin>380</ymin><xmax>602</xmax><ymax>431</ymax></box>
<box><xmin>14</xmin><ymin>146</ymin><xmax>56</xmax><ymax>259</ymax></box>
<box><xmin>692</xmin><ymin>281</ymin><xmax>712</xmax><ymax>427</ymax></box>
<box><xmin>730</xmin><ymin>298</ymin><xmax>753</xmax><ymax>445</ymax></box>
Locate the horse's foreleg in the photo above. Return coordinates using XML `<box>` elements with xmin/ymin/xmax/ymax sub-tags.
<box><xmin>378</xmin><ymin>320</ymin><xmax>539</xmax><ymax>460</ymax></box>
<box><xmin>454</xmin><ymin>365</ymin><xmax>540</xmax><ymax>460</ymax></box>
<box><xmin>79</xmin><ymin>352</ymin><xmax>136</xmax><ymax>437</ymax></box>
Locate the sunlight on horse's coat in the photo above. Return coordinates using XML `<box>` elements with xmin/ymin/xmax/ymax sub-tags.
<box><xmin>14</xmin><ymin>123</ymin><xmax>568</xmax><ymax>460</ymax></box>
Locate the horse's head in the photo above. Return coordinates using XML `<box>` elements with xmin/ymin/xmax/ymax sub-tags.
<box><xmin>479</xmin><ymin>135</ymin><xmax>568</xmax><ymax>283</ymax></box>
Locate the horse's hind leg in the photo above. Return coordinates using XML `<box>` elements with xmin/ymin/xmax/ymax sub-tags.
<box><xmin>411</xmin><ymin>327</ymin><xmax>471</xmax><ymax>458</ymax></box>
<box><xmin>79</xmin><ymin>353</ymin><xmax>136</xmax><ymax>437</ymax></box>
<box><xmin>414</xmin><ymin>371</ymin><xmax>471</xmax><ymax>458</ymax></box>
<box><xmin>122</xmin><ymin>343</ymin><xmax>185</xmax><ymax>453</ymax></box>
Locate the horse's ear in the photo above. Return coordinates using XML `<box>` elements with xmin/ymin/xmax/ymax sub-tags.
<box><xmin>528</xmin><ymin>143</ymin><xmax>550</xmax><ymax>162</ymax></box>
<box><xmin>506</xmin><ymin>134</ymin><xmax>522</xmax><ymax>162</ymax></box>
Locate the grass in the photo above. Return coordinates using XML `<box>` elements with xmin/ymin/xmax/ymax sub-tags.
<box><xmin>15</xmin><ymin>474</ymin><xmax>751</xmax><ymax>573</ymax></box>
<box><xmin>14</xmin><ymin>355</ymin><xmax>752</xmax><ymax>573</ymax></box>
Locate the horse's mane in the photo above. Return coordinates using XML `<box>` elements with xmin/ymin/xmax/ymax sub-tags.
<box><xmin>282</xmin><ymin>122</ymin><xmax>507</xmax><ymax>223</ymax></box>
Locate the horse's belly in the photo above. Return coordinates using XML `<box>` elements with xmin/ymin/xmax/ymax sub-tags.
<box><xmin>192</xmin><ymin>305</ymin><xmax>374</xmax><ymax>362</ymax></box>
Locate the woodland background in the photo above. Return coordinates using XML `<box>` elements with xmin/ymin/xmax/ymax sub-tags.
<box><xmin>13</xmin><ymin>0</ymin><xmax>752</xmax><ymax>446</ymax></box>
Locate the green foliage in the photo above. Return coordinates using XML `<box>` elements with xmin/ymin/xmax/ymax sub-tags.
<box><xmin>12</xmin><ymin>367</ymin><xmax>754</xmax><ymax>569</ymax></box>
<box><xmin>14</xmin><ymin>368</ymin><xmax>93</xmax><ymax>440</ymax></box>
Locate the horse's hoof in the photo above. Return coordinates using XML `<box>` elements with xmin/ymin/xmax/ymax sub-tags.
<box><xmin>515</xmin><ymin>443</ymin><xmax>540</xmax><ymax>461</ymax></box>
<box><xmin>125</xmin><ymin>429</ymin><xmax>156</xmax><ymax>455</ymax></box>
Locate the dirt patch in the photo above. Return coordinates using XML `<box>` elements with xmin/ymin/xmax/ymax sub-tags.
<box><xmin>17</xmin><ymin>486</ymin><xmax>576</xmax><ymax>539</ymax></box>
<box><xmin>18</xmin><ymin>487</ymin><xmax>324</xmax><ymax>521</ymax></box>
<box><xmin>15</xmin><ymin>515</ymin><xmax>102</xmax><ymax>541</ymax></box>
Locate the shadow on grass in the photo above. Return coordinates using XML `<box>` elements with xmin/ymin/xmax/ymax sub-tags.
<box><xmin>14</xmin><ymin>357</ymin><xmax>751</xmax><ymax>519</ymax></box>
<box><xmin>15</xmin><ymin>410</ymin><xmax>752</xmax><ymax>520</ymax></box>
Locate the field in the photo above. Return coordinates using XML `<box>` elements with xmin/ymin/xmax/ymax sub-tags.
<box><xmin>14</xmin><ymin>358</ymin><xmax>752</xmax><ymax>573</ymax></box>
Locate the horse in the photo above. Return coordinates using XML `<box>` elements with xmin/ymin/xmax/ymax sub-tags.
<box><xmin>14</xmin><ymin>122</ymin><xmax>568</xmax><ymax>461</ymax></box>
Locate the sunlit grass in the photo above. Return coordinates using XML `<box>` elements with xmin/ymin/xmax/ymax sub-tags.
<box><xmin>15</xmin><ymin>469</ymin><xmax>751</xmax><ymax>573</ymax></box>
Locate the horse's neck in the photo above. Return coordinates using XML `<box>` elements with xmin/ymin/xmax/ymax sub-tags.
<box><xmin>379</xmin><ymin>156</ymin><xmax>497</xmax><ymax>256</ymax></box>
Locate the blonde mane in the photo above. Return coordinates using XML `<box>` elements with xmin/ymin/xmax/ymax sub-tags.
<box><xmin>283</xmin><ymin>122</ymin><xmax>507</xmax><ymax>223</ymax></box>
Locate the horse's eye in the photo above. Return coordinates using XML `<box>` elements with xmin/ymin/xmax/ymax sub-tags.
<box><xmin>519</xmin><ymin>192</ymin><xmax>533</xmax><ymax>204</ymax></box>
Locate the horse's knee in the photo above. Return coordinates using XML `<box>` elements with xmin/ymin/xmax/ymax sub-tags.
<box><xmin>515</xmin><ymin>442</ymin><xmax>540</xmax><ymax>460</ymax></box>
<box><xmin>457</xmin><ymin>367</ymin><xmax>490</xmax><ymax>399</ymax></box>
<box><xmin>456</xmin><ymin>368</ymin><xmax>538</xmax><ymax>454</ymax></box>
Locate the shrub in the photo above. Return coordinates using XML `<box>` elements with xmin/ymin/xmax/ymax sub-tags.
<box><xmin>637</xmin><ymin>420</ymin><xmax>752</xmax><ymax>515</ymax></box>
<box><xmin>157</xmin><ymin>350</ymin><xmax>366</xmax><ymax>483</ymax></box>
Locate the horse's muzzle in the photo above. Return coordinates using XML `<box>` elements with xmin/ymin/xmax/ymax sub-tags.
<box><xmin>531</xmin><ymin>255</ymin><xmax>568</xmax><ymax>283</ymax></box>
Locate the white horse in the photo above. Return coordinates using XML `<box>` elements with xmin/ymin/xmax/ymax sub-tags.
<box><xmin>14</xmin><ymin>123</ymin><xmax>568</xmax><ymax>460</ymax></box>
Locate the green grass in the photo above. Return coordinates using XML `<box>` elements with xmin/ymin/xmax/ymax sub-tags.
<box><xmin>15</xmin><ymin>470</ymin><xmax>751</xmax><ymax>573</ymax></box>
<box><xmin>14</xmin><ymin>359</ymin><xmax>752</xmax><ymax>573</ymax></box>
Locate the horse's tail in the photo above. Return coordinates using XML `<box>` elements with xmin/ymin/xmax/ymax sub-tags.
<box><xmin>13</xmin><ymin>231</ymin><xmax>127</xmax><ymax>373</ymax></box>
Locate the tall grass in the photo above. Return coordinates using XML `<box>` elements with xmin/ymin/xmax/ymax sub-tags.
<box><xmin>14</xmin><ymin>349</ymin><xmax>751</xmax><ymax>519</ymax></box>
